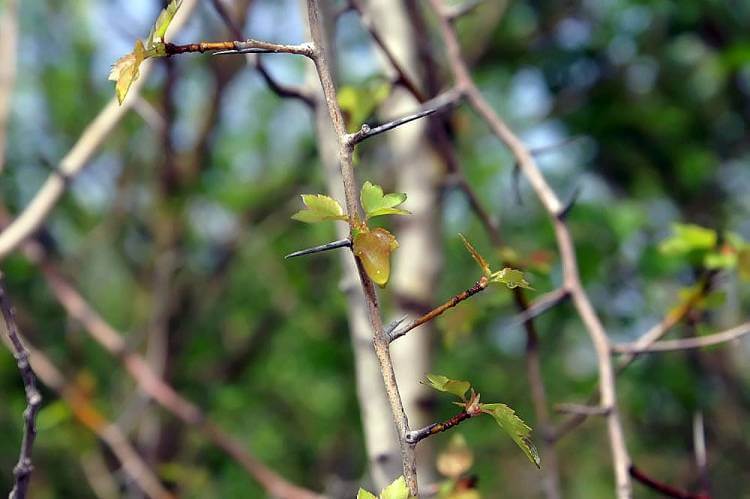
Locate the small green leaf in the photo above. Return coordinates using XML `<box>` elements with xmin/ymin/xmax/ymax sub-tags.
<box><xmin>659</xmin><ymin>223</ymin><xmax>717</xmax><ymax>256</ymax></box>
<box><xmin>353</xmin><ymin>228</ymin><xmax>399</xmax><ymax>287</ymax></box>
<box><xmin>360</xmin><ymin>181</ymin><xmax>409</xmax><ymax>220</ymax></box>
<box><xmin>381</xmin><ymin>476</ymin><xmax>411</xmax><ymax>499</ymax></box>
<box><xmin>490</xmin><ymin>267</ymin><xmax>532</xmax><ymax>289</ymax></box>
<box><xmin>338</xmin><ymin>80</ymin><xmax>392</xmax><ymax>133</ymax></box>
<box><xmin>291</xmin><ymin>194</ymin><xmax>348</xmax><ymax>223</ymax></box>
<box><xmin>146</xmin><ymin>0</ymin><xmax>183</xmax><ymax>49</ymax></box>
<box><xmin>425</xmin><ymin>374</ymin><xmax>471</xmax><ymax>400</ymax></box>
<box><xmin>481</xmin><ymin>403</ymin><xmax>540</xmax><ymax>468</ymax></box>
<box><xmin>704</xmin><ymin>249</ymin><xmax>737</xmax><ymax>270</ymax></box>
<box><xmin>356</xmin><ymin>489</ymin><xmax>377</xmax><ymax>499</ymax></box>
<box><xmin>109</xmin><ymin>39</ymin><xmax>146</xmax><ymax>105</ymax></box>
<box><xmin>459</xmin><ymin>234</ymin><xmax>491</xmax><ymax>277</ymax></box>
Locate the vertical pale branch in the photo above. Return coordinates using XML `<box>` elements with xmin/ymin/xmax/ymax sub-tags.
<box><xmin>305</xmin><ymin>0</ymin><xmax>418</xmax><ymax>493</ymax></box>
<box><xmin>426</xmin><ymin>1</ymin><xmax>632</xmax><ymax>497</ymax></box>
<box><xmin>0</xmin><ymin>0</ymin><xmax>19</xmax><ymax>174</ymax></box>
<box><xmin>0</xmin><ymin>277</ymin><xmax>42</xmax><ymax>499</ymax></box>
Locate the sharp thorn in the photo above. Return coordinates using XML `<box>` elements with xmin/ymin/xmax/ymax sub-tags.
<box><xmin>284</xmin><ymin>239</ymin><xmax>351</xmax><ymax>259</ymax></box>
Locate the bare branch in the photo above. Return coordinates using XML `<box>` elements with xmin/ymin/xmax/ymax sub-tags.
<box><xmin>0</xmin><ymin>0</ymin><xmax>200</xmax><ymax>262</ymax></box>
<box><xmin>0</xmin><ymin>277</ymin><xmax>42</xmax><ymax>499</ymax></box>
<box><xmin>503</xmin><ymin>287</ymin><xmax>569</xmax><ymax>329</ymax></box>
<box><xmin>389</xmin><ymin>276</ymin><xmax>489</xmax><ymax>342</ymax></box>
<box><xmin>348</xmin><ymin>88</ymin><xmax>463</xmax><ymax>145</ymax></box>
<box><xmin>427</xmin><ymin>1</ymin><xmax>632</xmax><ymax>495</ymax></box>
<box><xmin>555</xmin><ymin>403</ymin><xmax>610</xmax><ymax>417</ymax></box>
<box><xmin>629</xmin><ymin>465</ymin><xmax>709</xmax><ymax>499</ymax></box>
<box><xmin>612</xmin><ymin>321</ymin><xmax>750</xmax><ymax>354</ymax></box>
<box><xmin>179</xmin><ymin>39</ymin><xmax>314</xmax><ymax>57</ymax></box>
<box><xmin>405</xmin><ymin>410</ymin><xmax>475</xmax><ymax>445</ymax></box>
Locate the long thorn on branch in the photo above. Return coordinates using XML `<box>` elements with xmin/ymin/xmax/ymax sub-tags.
<box><xmin>389</xmin><ymin>276</ymin><xmax>488</xmax><ymax>342</ymax></box>
<box><xmin>503</xmin><ymin>287</ymin><xmax>569</xmax><ymax>330</ymax></box>
<box><xmin>284</xmin><ymin>238</ymin><xmax>351</xmax><ymax>259</ymax></box>
<box><xmin>348</xmin><ymin>88</ymin><xmax>463</xmax><ymax>145</ymax></box>
<box><xmin>0</xmin><ymin>276</ymin><xmax>42</xmax><ymax>499</ymax></box>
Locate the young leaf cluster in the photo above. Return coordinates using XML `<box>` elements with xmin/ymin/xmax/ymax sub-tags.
<box><xmin>659</xmin><ymin>223</ymin><xmax>750</xmax><ymax>280</ymax></box>
<box><xmin>109</xmin><ymin>0</ymin><xmax>182</xmax><ymax>104</ymax></box>
<box><xmin>357</xmin><ymin>476</ymin><xmax>415</xmax><ymax>499</ymax></box>
<box><xmin>291</xmin><ymin>182</ymin><xmax>408</xmax><ymax>286</ymax></box>
<box><xmin>459</xmin><ymin>234</ymin><xmax>533</xmax><ymax>289</ymax></box>
<box><xmin>425</xmin><ymin>374</ymin><xmax>541</xmax><ymax>468</ymax></box>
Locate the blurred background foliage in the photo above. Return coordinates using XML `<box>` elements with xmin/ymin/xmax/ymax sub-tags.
<box><xmin>1</xmin><ymin>0</ymin><xmax>749</xmax><ymax>497</ymax></box>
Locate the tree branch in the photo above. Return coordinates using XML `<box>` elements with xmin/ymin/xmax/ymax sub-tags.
<box><xmin>0</xmin><ymin>277</ymin><xmax>42</xmax><ymax>499</ymax></box>
<box><xmin>305</xmin><ymin>0</ymin><xmax>418</xmax><ymax>493</ymax></box>
<box><xmin>0</xmin><ymin>0</ymin><xmax>19</xmax><ymax>174</ymax></box>
<box><xmin>427</xmin><ymin>1</ymin><xmax>632</xmax><ymax>496</ymax></box>
<box><xmin>612</xmin><ymin>321</ymin><xmax>750</xmax><ymax>354</ymax></box>
<box><xmin>629</xmin><ymin>465</ymin><xmax>710</xmax><ymax>499</ymax></box>
<box><xmin>404</xmin><ymin>410</ymin><xmax>475</xmax><ymax>445</ymax></box>
<box><xmin>389</xmin><ymin>276</ymin><xmax>488</xmax><ymax>342</ymax></box>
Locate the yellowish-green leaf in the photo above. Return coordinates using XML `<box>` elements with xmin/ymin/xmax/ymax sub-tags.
<box><xmin>291</xmin><ymin>194</ymin><xmax>348</xmax><ymax>223</ymax></box>
<box><xmin>109</xmin><ymin>39</ymin><xmax>146</xmax><ymax>105</ymax></box>
<box><xmin>381</xmin><ymin>476</ymin><xmax>411</xmax><ymax>499</ymax></box>
<box><xmin>357</xmin><ymin>489</ymin><xmax>377</xmax><ymax>499</ymax></box>
<box><xmin>481</xmin><ymin>403</ymin><xmax>540</xmax><ymax>468</ymax></box>
<box><xmin>425</xmin><ymin>374</ymin><xmax>471</xmax><ymax>400</ymax></box>
<box><xmin>437</xmin><ymin>434</ymin><xmax>474</xmax><ymax>479</ymax></box>
<box><xmin>360</xmin><ymin>181</ymin><xmax>409</xmax><ymax>219</ymax></box>
<box><xmin>704</xmin><ymin>249</ymin><xmax>737</xmax><ymax>270</ymax></box>
<box><xmin>459</xmin><ymin>234</ymin><xmax>491</xmax><ymax>277</ymax></box>
<box><xmin>739</xmin><ymin>248</ymin><xmax>750</xmax><ymax>282</ymax></box>
<box><xmin>659</xmin><ymin>223</ymin><xmax>717</xmax><ymax>256</ymax></box>
<box><xmin>353</xmin><ymin>228</ymin><xmax>399</xmax><ymax>287</ymax></box>
<box><xmin>490</xmin><ymin>267</ymin><xmax>532</xmax><ymax>289</ymax></box>
<box><xmin>338</xmin><ymin>80</ymin><xmax>392</xmax><ymax>133</ymax></box>
<box><xmin>146</xmin><ymin>0</ymin><xmax>182</xmax><ymax>49</ymax></box>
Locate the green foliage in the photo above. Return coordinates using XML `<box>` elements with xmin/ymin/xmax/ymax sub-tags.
<box><xmin>108</xmin><ymin>0</ymin><xmax>182</xmax><ymax>103</ymax></box>
<box><xmin>659</xmin><ymin>223</ymin><xmax>750</xmax><ymax>278</ymax></box>
<box><xmin>425</xmin><ymin>375</ymin><xmax>539</xmax><ymax>468</ymax></box>
<box><xmin>481</xmin><ymin>403</ymin><xmax>541</xmax><ymax>469</ymax></box>
<box><xmin>659</xmin><ymin>223</ymin><xmax>717</xmax><ymax>255</ymax></box>
<box><xmin>290</xmin><ymin>194</ymin><xmax>348</xmax><ymax>223</ymax></box>
<box><xmin>361</xmin><ymin>181</ymin><xmax>410</xmax><ymax>219</ymax></box>
<box><xmin>425</xmin><ymin>374</ymin><xmax>471</xmax><ymax>400</ymax></box>
<box><xmin>338</xmin><ymin>80</ymin><xmax>392</xmax><ymax>133</ymax></box>
<box><xmin>459</xmin><ymin>234</ymin><xmax>532</xmax><ymax>289</ymax></box>
<box><xmin>357</xmin><ymin>476</ymin><xmax>414</xmax><ymax>499</ymax></box>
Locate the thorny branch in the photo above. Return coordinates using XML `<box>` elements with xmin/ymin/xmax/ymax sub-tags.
<box><xmin>0</xmin><ymin>278</ymin><xmax>42</xmax><ymax>499</ymax></box>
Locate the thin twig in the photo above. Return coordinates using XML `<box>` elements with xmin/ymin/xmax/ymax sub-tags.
<box><xmin>171</xmin><ymin>39</ymin><xmax>314</xmax><ymax>57</ymax></box>
<box><xmin>348</xmin><ymin>88</ymin><xmax>463</xmax><ymax>145</ymax></box>
<box><xmin>0</xmin><ymin>278</ymin><xmax>42</xmax><ymax>499</ymax></box>
<box><xmin>555</xmin><ymin>403</ymin><xmax>610</xmax><ymax>416</ymax></box>
<box><xmin>306</xmin><ymin>0</ymin><xmax>418</xmax><ymax>493</ymax></box>
<box><xmin>629</xmin><ymin>465</ymin><xmax>710</xmax><ymax>499</ymax></box>
<box><xmin>404</xmin><ymin>411</ymin><xmax>475</xmax><ymax>445</ymax></box>
<box><xmin>503</xmin><ymin>287</ymin><xmax>569</xmax><ymax>329</ymax></box>
<box><xmin>612</xmin><ymin>321</ymin><xmax>750</xmax><ymax>354</ymax></box>
<box><xmin>428</xmin><ymin>1</ymin><xmax>632</xmax><ymax>496</ymax></box>
<box><xmin>0</xmin><ymin>0</ymin><xmax>200</xmax><ymax>261</ymax></box>
<box><xmin>389</xmin><ymin>276</ymin><xmax>488</xmax><ymax>342</ymax></box>
<box><xmin>693</xmin><ymin>412</ymin><xmax>710</xmax><ymax>496</ymax></box>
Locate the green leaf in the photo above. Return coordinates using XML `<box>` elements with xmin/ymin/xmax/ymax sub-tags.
<box><xmin>459</xmin><ymin>234</ymin><xmax>491</xmax><ymax>277</ymax></box>
<box><xmin>739</xmin><ymin>248</ymin><xmax>750</xmax><ymax>281</ymax></box>
<box><xmin>109</xmin><ymin>39</ymin><xmax>146</xmax><ymax>105</ymax></box>
<box><xmin>481</xmin><ymin>403</ymin><xmax>540</xmax><ymax>468</ymax></box>
<box><xmin>146</xmin><ymin>0</ymin><xmax>182</xmax><ymax>49</ymax></box>
<box><xmin>659</xmin><ymin>223</ymin><xmax>717</xmax><ymax>256</ymax></box>
<box><xmin>425</xmin><ymin>374</ymin><xmax>471</xmax><ymax>400</ymax></box>
<box><xmin>291</xmin><ymin>194</ymin><xmax>348</xmax><ymax>223</ymax></box>
<box><xmin>381</xmin><ymin>476</ymin><xmax>411</xmax><ymax>499</ymax></box>
<box><xmin>360</xmin><ymin>181</ymin><xmax>409</xmax><ymax>219</ymax></box>
<box><xmin>356</xmin><ymin>489</ymin><xmax>377</xmax><ymax>499</ymax></box>
<box><xmin>704</xmin><ymin>249</ymin><xmax>737</xmax><ymax>270</ymax></box>
<box><xmin>338</xmin><ymin>80</ymin><xmax>392</xmax><ymax>133</ymax></box>
<box><xmin>490</xmin><ymin>267</ymin><xmax>532</xmax><ymax>289</ymax></box>
<box><xmin>353</xmin><ymin>228</ymin><xmax>399</xmax><ymax>287</ymax></box>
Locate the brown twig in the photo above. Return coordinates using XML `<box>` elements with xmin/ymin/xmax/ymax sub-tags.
<box><xmin>0</xmin><ymin>278</ymin><xmax>42</xmax><ymax>499</ymax></box>
<box><xmin>612</xmin><ymin>321</ymin><xmax>750</xmax><ymax>354</ymax></box>
<box><xmin>427</xmin><ymin>1</ymin><xmax>632</xmax><ymax>495</ymax></box>
<box><xmin>389</xmin><ymin>276</ymin><xmax>489</xmax><ymax>342</ymax></box>
<box><xmin>629</xmin><ymin>465</ymin><xmax>710</xmax><ymax>499</ymax></box>
<box><xmin>405</xmin><ymin>410</ymin><xmax>475</xmax><ymax>445</ymax></box>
